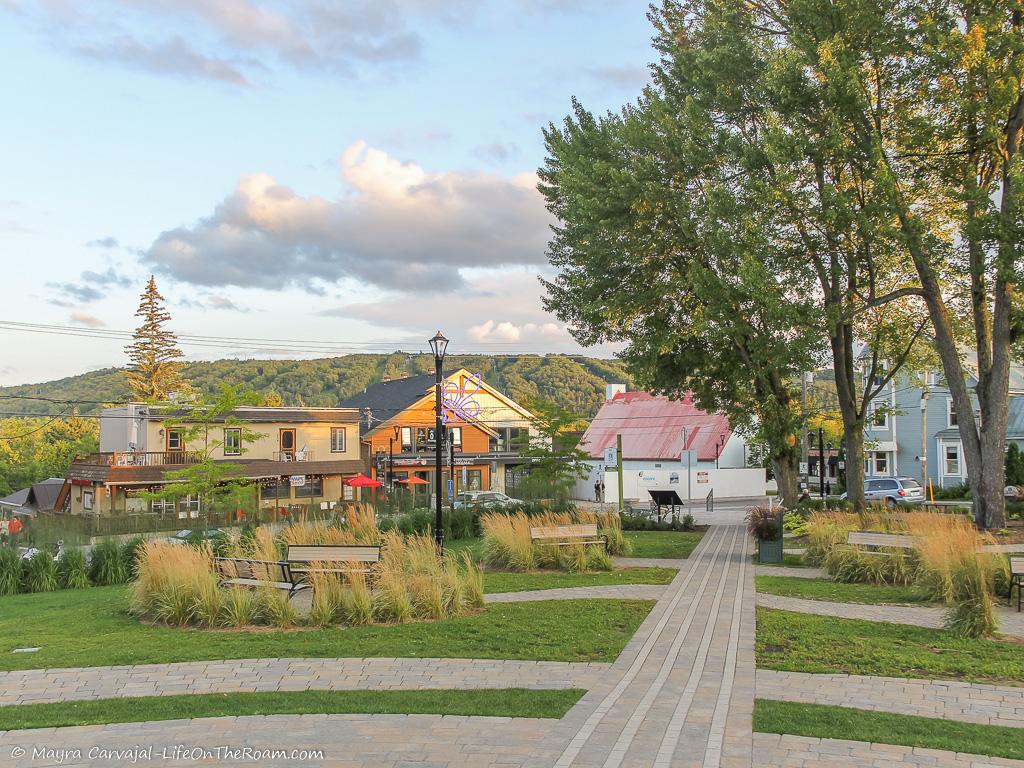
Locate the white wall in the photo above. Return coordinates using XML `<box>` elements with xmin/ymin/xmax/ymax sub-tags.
<box><xmin>576</xmin><ymin>461</ymin><xmax>766</xmax><ymax>502</ymax></box>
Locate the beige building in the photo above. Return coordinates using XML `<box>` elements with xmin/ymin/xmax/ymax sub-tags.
<box><xmin>64</xmin><ymin>404</ymin><xmax>366</xmax><ymax>517</ymax></box>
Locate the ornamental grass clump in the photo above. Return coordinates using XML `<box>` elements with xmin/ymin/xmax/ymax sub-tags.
<box><xmin>21</xmin><ymin>550</ymin><xmax>57</xmax><ymax>593</ymax></box>
<box><xmin>308</xmin><ymin>568</ymin><xmax>346</xmax><ymax>627</ymax></box>
<box><xmin>220</xmin><ymin>587</ymin><xmax>260</xmax><ymax>628</ymax></box>
<box><xmin>598</xmin><ymin>511</ymin><xmax>631</xmax><ymax>556</ymax></box>
<box><xmin>340</xmin><ymin>576</ymin><xmax>374</xmax><ymax>626</ymax></box>
<box><xmin>945</xmin><ymin>550</ymin><xmax>999</xmax><ymax>638</ymax></box>
<box><xmin>56</xmin><ymin>548</ymin><xmax>91</xmax><ymax>590</ymax></box>
<box><xmin>481</xmin><ymin>512</ymin><xmax>536</xmax><ymax>571</ymax></box>
<box><xmin>130</xmin><ymin>539</ymin><xmax>215</xmax><ymax>625</ymax></box>
<box><xmin>89</xmin><ymin>539</ymin><xmax>129</xmax><ymax>586</ymax></box>
<box><xmin>258</xmin><ymin>587</ymin><xmax>297</xmax><ymax>628</ymax></box>
<box><xmin>0</xmin><ymin>546</ymin><xmax>20</xmax><ymax>596</ymax></box>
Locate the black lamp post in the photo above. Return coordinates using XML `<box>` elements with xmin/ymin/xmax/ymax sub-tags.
<box><xmin>388</xmin><ymin>426</ymin><xmax>400</xmax><ymax>491</ymax></box>
<box><xmin>818</xmin><ymin>427</ymin><xmax>826</xmax><ymax>499</ymax></box>
<box><xmin>428</xmin><ymin>331</ymin><xmax>449</xmax><ymax>552</ymax></box>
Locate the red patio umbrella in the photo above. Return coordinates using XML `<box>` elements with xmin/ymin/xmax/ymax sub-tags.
<box><xmin>346</xmin><ymin>474</ymin><xmax>382</xmax><ymax>488</ymax></box>
<box><xmin>396</xmin><ymin>476</ymin><xmax>429</xmax><ymax>485</ymax></box>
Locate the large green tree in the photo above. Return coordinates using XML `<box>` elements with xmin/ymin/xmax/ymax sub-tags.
<box><xmin>540</xmin><ymin>100</ymin><xmax>823</xmax><ymax>507</ymax></box>
<box><xmin>124</xmin><ymin>276</ymin><xmax>187</xmax><ymax>402</ymax></box>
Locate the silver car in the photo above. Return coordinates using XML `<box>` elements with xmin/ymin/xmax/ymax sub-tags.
<box><xmin>865</xmin><ymin>477</ymin><xmax>926</xmax><ymax>506</ymax></box>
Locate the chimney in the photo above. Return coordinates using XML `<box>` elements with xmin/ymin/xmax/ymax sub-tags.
<box><xmin>606</xmin><ymin>383</ymin><xmax>627</xmax><ymax>401</ymax></box>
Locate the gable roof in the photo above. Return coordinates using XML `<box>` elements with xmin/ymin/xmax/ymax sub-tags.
<box><xmin>0</xmin><ymin>478</ymin><xmax>66</xmax><ymax>513</ymax></box>
<box><xmin>580</xmin><ymin>391</ymin><xmax>733</xmax><ymax>462</ymax></box>
<box><xmin>0</xmin><ymin>487</ymin><xmax>30</xmax><ymax>509</ymax></box>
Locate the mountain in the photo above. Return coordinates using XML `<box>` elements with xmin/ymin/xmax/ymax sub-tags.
<box><xmin>0</xmin><ymin>354</ymin><xmax>631</xmax><ymax>419</ymax></box>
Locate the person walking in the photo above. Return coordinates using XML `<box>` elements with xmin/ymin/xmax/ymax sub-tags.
<box><xmin>599</xmin><ymin>480</ymin><xmax>606</xmax><ymax>503</ymax></box>
<box><xmin>594</xmin><ymin>479</ymin><xmax>601</xmax><ymax>503</ymax></box>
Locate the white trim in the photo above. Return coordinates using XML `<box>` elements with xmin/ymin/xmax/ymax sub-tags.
<box><xmin>946</xmin><ymin>397</ymin><xmax>958</xmax><ymax>429</ymax></box>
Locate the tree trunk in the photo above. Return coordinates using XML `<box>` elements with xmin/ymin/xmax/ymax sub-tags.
<box><xmin>830</xmin><ymin>328</ymin><xmax>866</xmax><ymax>509</ymax></box>
<box><xmin>773</xmin><ymin>450</ymin><xmax>800</xmax><ymax>509</ymax></box>
<box><xmin>843</xmin><ymin>428</ymin><xmax>866</xmax><ymax>509</ymax></box>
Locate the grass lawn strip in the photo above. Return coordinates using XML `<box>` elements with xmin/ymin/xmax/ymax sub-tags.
<box><xmin>0</xmin><ymin>689</ymin><xmax>586</xmax><ymax>731</ymax></box>
<box><xmin>623</xmin><ymin>531</ymin><xmax>704</xmax><ymax>559</ymax></box>
<box><xmin>0</xmin><ymin>587</ymin><xmax>653</xmax><ymax>671</ymax></box>
<box><xmin>757</xmin><ymin>607</ymin><xmax>1024</xmax><ymax>684</ymax></box>
<box><xmin>754</xmin><ymin>699</ymin><xmax>1024</xmax><ymax>761</ymax></box>
<box><xmin>755</xmin><ymin>575</ymin><xmax>933</xmax><ymax>605</ymax></box>
<box><xmin>485</xmin><ymin>568</ymin><xmax>677</xmax><ymax>594</ymax></box>
<box><xmin>753</xmin><ymin>553</ymin><xmax>806</xmax><ymax>567</ymax></box>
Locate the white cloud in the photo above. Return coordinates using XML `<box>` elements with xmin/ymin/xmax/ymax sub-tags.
<box><xmin>145</xmin><ymin>142</ymin><xmax>552</xmax><ymax>292</ymax></box>
<box><xmin>467</xmin><ymin>319</ymin><xmax>562</xmax><ymax>342</ymax></box>
<box><xmin>69</xmin><ymin>311</ymin><xmax>105</xmax><ymax>328</ymax></box>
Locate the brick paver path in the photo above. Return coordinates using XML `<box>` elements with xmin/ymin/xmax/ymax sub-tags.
<box><xmin>0</xmin><ymin>658</ymin><xmax>609</xmax><ymax>707</ymax></box>
<box><xmin>751</xmin><ymin>733</ymin><xmax>1024</xmax><ymax>767</ymax></box>
<box><xmin>757</xmin><ymin>593</ymin><xmax>1024</xmax><ymax>638</ymax></box>
<box><xmin>758</xmin><ymin>670</ymin><xmax>1024</xmax><ymax>728</ymax></box>
<box><xmin>752</xmin><ymin>565</ymin><xmax>824</xmax><ymax>579</ymax></box>
<box><xmin>485</xmin><ymin>584</ymin><xmax>667</xmax><ymax>603</ymax></box>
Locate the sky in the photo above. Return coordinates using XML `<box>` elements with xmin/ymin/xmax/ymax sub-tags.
<box><xmin>0</xmin><ymin>0</ymin><xmax>654</xmax><ymax>386</ymax></box>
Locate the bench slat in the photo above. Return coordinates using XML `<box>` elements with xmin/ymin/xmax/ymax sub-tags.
<box><xmin>1010</xmin><ymin>557</ymin><xmax>1024</xmax><ymax>575</ymax></box>
<box><xmin>286</xmin><ymin>545</ymin><xmax>381</xmax><ymax>563</ymax></box>
<box><xmin>847</xmin><ymin>531</ymin><xmax>916</xmax><ymax>549</ymax></box>
<box><xmin>530</xmin><ymin>524</ymin><xmax>599</xmax><ymax>540</ymax></box>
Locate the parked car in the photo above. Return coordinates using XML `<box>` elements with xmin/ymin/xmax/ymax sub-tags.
<box><xmin>168</xmin><ymin>528</ymin><xmax>224</xmax><ymax>545</ymax></box>
<box><xmin>453</xmin><ymin>492</ymin><xmax>516</xmax><ymax>510</ymax></box>
<box><xmin>863</xmin><ymin>476</ymin><xmax>926</xmax><ymax>506</ymax></box>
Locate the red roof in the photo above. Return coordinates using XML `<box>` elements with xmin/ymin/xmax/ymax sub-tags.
<box><xmin>581</xmin><ymin>391</ymin><xmax>732</xmax><ymax>462</ymax></box>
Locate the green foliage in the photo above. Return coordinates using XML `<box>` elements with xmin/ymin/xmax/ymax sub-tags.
<box><xmin>0</xmin><ymin>416</ymin><xmax>98</xmax><ymax>498</ymax></box>
<box><xmin>945</xmin><ymin>554</ymin><xmax>998</xmax><ymax>638</ymax></box>
<box><xmin>56</xmin><ymin>549</ymin><xmax>91</xmax><ymax>589</ymax></box>
<box><xmin>511</xmin><ymin>399</ymin><xmax>592</xmax><ymax>503</ymax></box>
<box><xmin>89</xmin><ymin>540</ymin><xmax>129</xmax><ymax>586</ymax></box>
<box><xmin>120</xmin><ymin>536</ymin><xmax>147</xmax><ymax>577</ymax></box>
<box><xmin>782</xmin><ymin>511</ymin><xmax>809</xmax><ymax>537</ymax></box>
<box><xmin>22</xmin><ymin>550</ymin><xmax>57</xmax><ymax>593</ymax></box>
<box><xmin>124</xmin><ymin>276</ymin><xmax>187</xmax><ymax>402</ymax></box>
<box><xmin>1006</xmin><ymin>443</ymin><xmax>1024</xmax><ymax>487</ymax></box>
<box><xmin>0</xmin><ymin>546</ymin><xmax>20</xmax><ymax>596</ymax></box>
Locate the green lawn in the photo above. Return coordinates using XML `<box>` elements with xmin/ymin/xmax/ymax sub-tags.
<box><xmin>485</xmin><ymin>567</ymin><xmax>677</xmax><ymax>593</ymax></box>
<box><xmin>1</xmin><ymin>689</ymin><xmax>586</xmax><ymax>731</ymax></box>
<box><xmin>757</xmin><ymin>608</ymin><xmax>1024</xmax><ymax>683</ymax></box>
<box><xmin>623</xmin><ymin>531</ymin><xmax>704</xmax><ymax>559</ymax></box>
<box><xmin>754</xmin><ymin>700</ymin><xmax>1024</xmax><ymax>761</ymax></box>
<box><xmin>0</xmin><ymin>587</ymin><xmax>653</xmax><ymax>671</ymax></box>
<box><xmin>755</xmin><ymin>576</ymin><xmax>934</xmax><ymax>605</ymax></box>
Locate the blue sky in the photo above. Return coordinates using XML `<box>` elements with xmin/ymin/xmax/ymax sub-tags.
<box><xmin>0</xmin><ymin>1</ymin><xmax>652</xmax><ymax>386</ymax></box>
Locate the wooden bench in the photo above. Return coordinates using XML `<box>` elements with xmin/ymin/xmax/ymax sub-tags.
<box><xmin>1009</xmin><ymin>557</ymin><xmax>1024</xmax><ymax>612</ymax></box>
<box><xmin>529</xmin><ymin>523</ymin><xmax>607</xmax><ymax>549</ymax></box>
<box><xmin>846</xmin><ymin>531</ymin><xmax>917</xmax><ymax>550</ymax></box>
<box><xmin>214</xmin><ymin>557</ymin><xmax>308</xmax><ymax>599</ymax></box>
<box><xmin>286</xmin><ymin>544</ymin><xmax>382</xmax><ymax>583</ymax></box>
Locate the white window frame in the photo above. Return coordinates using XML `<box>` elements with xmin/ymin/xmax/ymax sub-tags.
<box><xmin>944</xmin><ymin>444</ymin><xmax>961</xmax><ymax>476</ymax></box>
<box><xmin>330</xmin><ymin>427</ymin><xmax>347</xmax><ymax>453</ymax></box>
<box><xmin>152</xmin><ymin>498</ymin><xmax>174</xmax><ymax>514</ymax></box>
<box><xmin>869</xmin><ymin>402</ymin><xmax>888</xmax><ymax>429</ymax></box>
<box><xmin>450</xmin><ymin>426</ymin><xmax>462</xmax><ymax>447</ymax></box>
<box><xmin>947</xmin><ymin>397</ymin><xmax>958</xmax><ymax>428</ymax></box>
<box><xmin>401</xmin><ymin>426</ymin><xmax>412</xmax><ymax>452</ymax></box>
<box><xmin>82</xmin><ymin>489</ymin><xmax>93</xmax><ymax>511</ymax></box>
<box><xmin>166</xmin><ymin>429</ymin><xmax>183</xmax><ymax>451</ymax></box>
<box><xmin>223</xmin><ymin>427</ymin><xmax>242</xmax><ymax>456</ymax></box>
<box><xmin>178</xmin><ymin>495</ymin><xmax>201</xmax><ymax>519</ymax></box>
<box><xmin>873</xmin><ymin>451</ymin><xmax>889</xmax><ymax>476</ymax></box>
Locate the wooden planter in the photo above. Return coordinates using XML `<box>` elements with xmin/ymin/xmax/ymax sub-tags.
<box><xmin>758</xmin><ymin>537</ymin><xmax>784</xmax><ymax>564</ymax></box>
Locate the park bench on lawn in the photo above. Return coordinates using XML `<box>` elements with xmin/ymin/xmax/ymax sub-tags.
<box><xmin>530</xmin><ymin>523</ymin><xmax>607</xmax><ymax>550</ymax></box>
<box><xmin>846</xmin><ymin>531</ymin><xmax>917</xmax><ymax>554</ymax></box>
<box><xmin>214</xmin><ymin>557</ymin><xmax>308</xmax><ymax>599</ymax></box>
<box><xmin>1009</xmin><ymin>557</ymin><xmax>1024</xmax><ymax>612</ymax></box>
<box><xmin>286</xmin><ymin>544</ymin><xmax>382</xmax><ymax>584</ymax></box>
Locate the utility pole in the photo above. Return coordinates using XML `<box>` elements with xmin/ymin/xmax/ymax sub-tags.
<box><xmin>616</xmin><ymin>433</ymin><xmax>624</xmax><ymax>512</ymax></box>
<box><xmin>801</xmin><ymin>372</ymin><xmax>812</xmax><ymax>489</ymax></box>
<box><xmin>920</xmin><ymin>370</ymin><xmax>929</xmax><ymax>487</ymax></box>
<box><xmin>818</xmin><ymin>426</ymin><xmax>826</xmax><ymax>499</ymax></box>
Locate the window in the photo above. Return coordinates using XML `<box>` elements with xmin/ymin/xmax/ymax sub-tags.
<box><xmin>450</xmin><ymin>426</ymin><xmax>462</xmax><ymax>448</ymax></box>
<box><xmin>948</xmin><ymin>398</ymin><xmax>958</xmax><ymax>428</ymax></box>
<box><xmin>865</xmin><ymin>480</ymin><xmax>880</xmax><ymax>492</ymax></box>
<box><xmin>263</xmin><ymin>478</ymin><xmax>290</xmax><ymax>500</ymax></box>
<box><xmin>152</xmin><ymin>498</ymin><xmax>174</xmax><ymax>514</ymax></box>
<box><xmin>178</xmin><ymin>495</ymin><xmax>200</xmax><ymax>518</ymax></box>
<box><xmin>945</xmin><ymin>445</ymin><xmax>960</xmax><ymax>476</ymax></box>
<box><xmin>279</xmin><ymin>428</ymin><xmax>296</xmax><ymax>456</ymax></box>
<box><xmin>873</xmin><ymin>452</ymin><xmax>889</xmax><ymax>475</ymax></box>
<box><xmin>466</xmin><ymin>469</ymin><xmax>483</xmax><ymax>491</ymax></box>
<box><xmin>166</xmin><ymin>430</ymin><xmax>183</xmax><ymax>451</ymax></box>
<box><xmin>401</xmin><ymin>427</ymin><xmax>412</xmax><ymax>452</ymax></box>
<box><xmin>224</xmin><ymin>428</ymin><xmax>241</xmax><ymax>456</ymax></box>
<box><xmin>870</xmin><ymin>404</ymin><xmax>887</xmax><ymax>428</ymax></box>
<box><xmin>416</xmin><ymin>427</ymin><xmax>427</xmax><ymax>451</ymax></box>
<box><xmin>330</xmin><ymin>427</ymin><xmax>346</xmax><ymax>453</ymax></box>
<box><xmin>294</xmin><ymin>476</ymin><xmax>324</xmax><ymax>498</ymax></box>
<box><xmin>82</xmin><ymin>490</ymin><xmax>93</xmax><ymax>511</ymax></box>
<box><xmin>878</xmin><ymin>479</ymin><xmax>898</xmax><ymax>491</ymax></box>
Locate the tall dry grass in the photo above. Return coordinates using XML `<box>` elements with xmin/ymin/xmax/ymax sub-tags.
<box><xmin>481</xmin><ymin>511</ymin><xmax>619</xmax><ymax>571</ymax></box>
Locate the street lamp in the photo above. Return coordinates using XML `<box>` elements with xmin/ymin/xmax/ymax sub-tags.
<box><xmin>389</xmin><ymin>426</ymin><xmax>400</xmax><ymax>491</ymax></box>
<box><xmin>428</xmin><ymin>331</ymin><xmax>449</xmax><ymax>552</ymax></box>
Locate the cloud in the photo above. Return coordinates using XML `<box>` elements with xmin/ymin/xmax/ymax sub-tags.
<box><xmin>48</xmin><ymin>283</ymin><xmax>105</xmax><ymax>303</ymax></box>
<box><xmin>3</xmin><ymin>0</ymin><xmax>465</xmax><ymax>85</ymax></box>
<box><xmin>144</xmin><ymin>141</ymin><xmax>552</xmax><ymax>292</ymax></box>
<box><xmin>86</xmin><ymin>236</ymin><xmax>119</xmax><ymax>248</ymax></box>
<box><xmin>208</xmin><ymin>295</ymin><xmax>248</xmax><ymax>312</ymax></box>
<box><xmin>47</xmin><ymin>267</ymin><xmax>135</xmax><ymax>305</ymax></box>
<box><xmin>587</xmin><ymin>64</ymin><xmax>650</xmax><ymax>89</ymax></box>
<box><xmin>467</xmin><ymin>319</ymin><xmax>562</xmax><ymax>343</ymax></box>
<box><xmin>82</xmin><ymin>267</ymin><xmax>133</xmax><ymax>289</ymax></box>
<box><xmin>69</xmin><ymin>311</ymin><xmax>105</xmax><ymax>328</ymax></box>
<box><xmin>474</xmin><ymin>142</ymin><xmax>519</xmax><ymax>162</ymax></box>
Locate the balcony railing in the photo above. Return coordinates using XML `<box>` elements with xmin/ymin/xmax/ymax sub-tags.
<box><xmin>79</xmin><ymin>451</ymin><xmax>204</xmax><ymax>467</ymax></box>
<box><xmin>273</xmin><ymin>451</ymin><xmax>315</xmax><ymax>462</ymax></box>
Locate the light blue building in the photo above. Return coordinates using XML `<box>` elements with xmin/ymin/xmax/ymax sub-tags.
<box><xmin>864</xmin><ymin>358</ymin><xmax>1024</xmax><ymax>489</ymax></box>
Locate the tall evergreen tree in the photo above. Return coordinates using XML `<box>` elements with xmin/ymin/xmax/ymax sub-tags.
<box><xmin>124</xmin><ymin>276</ymin><xmax>186</xmax><ymax>402</ymax></box>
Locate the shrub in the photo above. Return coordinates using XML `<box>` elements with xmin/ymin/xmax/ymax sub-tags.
<box><xmin>409</xmin><ymin>574</ymin><xmax>444</xmax><ymax>619</ymax></box>
<box><xmin>192</xmin><ymin>578</ymin><xmax>223</xmax><ymax>627</ymax></box>
<box><xmin>373</xmin><ymin>568</ymin><xmax>413</xmax><ymax>623</ymax></box>
<box><xmin>598</xmin><ymin>511</ymin><xmax>631</xmax><ymax>556</ymax></box>
<box><xmin>481</xmin><ymin>512</ymin><xmax>536</xmax><ymax>571</ymax></box>
<box><xmin>22</xmin><ymin>550</ymin><xmax>57</xmax><ymax>593</ymax></box>
<box><xmin>309</xmin><ymin>570</ymin><xmax>345</xmax><ymax>627</ymax></box>
<box><xmin>90</xmin><ymin>539</ymin><xmax>129</xmax><ymax>586</ymax></box>
<box><xmin>681</xmin><ymin>513</ymin><xmax>696</xmax><ymax>531</ymax></box>
<box><xmin>120</xmin><ymin>536</ymin><xmax>147</xmax><ymax>577</ymax></box>
<box><xmin>446</xmin><ymin>507</ymin><xmax>480</xmax><ymax>540</ymax></box>
<box><xmin>461</xmin><ymin>552</ymin><xmax>484</xmax><ymax>609</ymax></box>
<box><xmin>782</xmin><ymin>511</ymin><xmax>809</xmax><ymax>537</ymax></box>
<box><xmin>586</xmin><ymin>547</ymin><xmax>614</xmax><ymax>571</ymax></box>
<box><xmin>130</xmin><ymin>540</ymin><xmax>213</xmax><ymax>624</ymax></box>
<box><xmin>57</xmin><ymin>548</ymin><xmax>91</xmax><ymax>589</ymax></box>
<box><xmin>746</xmin><ymin>505</ymin><xmax>782</xmax><ymax>542</ymax></box>
<box><xmin>340</xmin><ymin>577</ymin><xmax>374</xmax><ymax>625</ymax></box>
<box><xmin>0</xmin><ymin>546</ymin><xmax>21</xmax><ymax>596</ymax></box>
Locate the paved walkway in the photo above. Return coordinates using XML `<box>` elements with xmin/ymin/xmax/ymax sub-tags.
<box><xmin>757</xmin><ymin>670</ymin><xmax>1024</xmax><ymax>728</ymax></box>
<box><xmin>752</xmin><ymin>733</ymin><xmax>1024</xmax><ymax>767</ymax></box>
<box><xmin>0</xmin><ymin>659</ymin><xmax>609</xmax><ymax>707</ymax></box>
<box><xmin>614</xmin><ymin>557</ymin><xmax>687</xmax><ymax>569</ymax></box>
<box><xmin>752</xmin><ymin>566</ymin><xmax>824</xmax><ymax>579</ymax></box>
<box><xmin>756</xmin><ymin>593</ymin><xmax>1024</xmax><ymax>638</ymax></box>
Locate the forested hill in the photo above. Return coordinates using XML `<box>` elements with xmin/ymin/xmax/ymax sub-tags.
<box><xmin>0</xmin><ymin>354</ymin><xmax>631</xmax><ymax>418</ymax></box>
